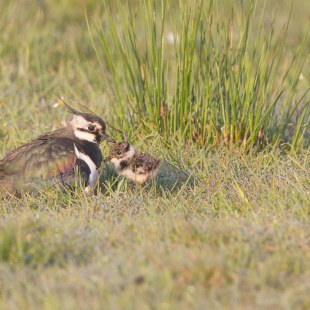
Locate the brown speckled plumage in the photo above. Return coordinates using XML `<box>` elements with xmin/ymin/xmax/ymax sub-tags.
<box><xmin>130</xmin><ymin>153</ymin><xmax>160</xmax><ymax>174</ymax></box>
<box><xmin>108</xmin><ymin>142</ymin><xmax>160</xmax><ymax>184</ymax></box>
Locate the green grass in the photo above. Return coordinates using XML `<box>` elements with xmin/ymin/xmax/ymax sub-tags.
<box><xmin>1</xmin><ymin>144</ymin><xmax>309</xmax><ymax>309</ymax></box>
<box><xmin>88</xmin><ymin>0</ymin><xmax>309</xmax><ymax>149</ymax></box>
<box><xmin>0</xmin><ymin>0</ymin><xmax>310</xmax><ymax>309</ymax></box>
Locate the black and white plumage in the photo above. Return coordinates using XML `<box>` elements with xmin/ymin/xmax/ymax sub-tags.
<box><xmin>0</xmin><ymin>103</ymin><xmax>115</xmax><ymax>195</ymax></box>
<box><xmin>108</xmin><ymin>142</ymin><xmax>160</xmax><ymax>184</ymax></box>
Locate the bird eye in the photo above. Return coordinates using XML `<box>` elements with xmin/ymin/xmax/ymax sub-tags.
<box><xmin>88</xmin><ymin>125</ymin><xmax>96</xmax><ymax>132</ymax></box>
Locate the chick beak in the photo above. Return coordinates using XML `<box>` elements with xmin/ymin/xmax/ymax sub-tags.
<box><xmin>101</xmin><ymin>132</ymin><xmax>116</xmax><ymax>143</ymax></box>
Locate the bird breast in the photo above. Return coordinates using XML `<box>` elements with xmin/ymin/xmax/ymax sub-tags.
<box><xmin>74</xmin><ymin>144</ymin><xmax>98</xmax><ymax>187</ymax></box>
<box><xmin>120</xmin><ymin>166</ymin><xmax>159</xmax><ymax>184</ymax></box>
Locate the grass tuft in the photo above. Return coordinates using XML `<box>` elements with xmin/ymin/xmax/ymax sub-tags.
<box><xmin>89</xmin><ymin>0</ymin><xmax>309</xmax><ymax>149</ymax></box>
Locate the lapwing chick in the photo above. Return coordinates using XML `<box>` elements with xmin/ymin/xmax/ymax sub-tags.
<box><xmin>108</xmin><ymin>141</ymin><xmax>160</xmax><ymax>186</ymax></box>
<box><xmin>0</xmin><ymin>103</ymin><xmax>115</xmax><ymax>196</ymax></box>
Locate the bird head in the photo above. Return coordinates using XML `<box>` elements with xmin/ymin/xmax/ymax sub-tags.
<box><xmin>107</xmin><ymin>141</ymin><xmax>135</xmax><ymax>162</ymax></box>
<box><xmin>65</xmin><ymin>103</ymin><xmax>116</xmax><ymax>144</ymax></box>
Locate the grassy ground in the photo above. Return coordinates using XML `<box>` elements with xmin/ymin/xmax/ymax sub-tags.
<box><xmin>0</xmin><ymin>0</ymin><xmax>309</xmax><ymax>309</ymax></box>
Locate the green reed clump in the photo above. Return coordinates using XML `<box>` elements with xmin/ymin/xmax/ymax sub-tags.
<box><xmin>89</xmin><ymin>0</ymin><xmax>309</xmax><ymax>149</ymax></box>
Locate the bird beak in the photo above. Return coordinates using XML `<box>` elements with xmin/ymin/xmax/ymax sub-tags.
<box><xmin>101</xmin><ymin>133</ymin><xmax>116</xmax><ymax>143</ymax></box>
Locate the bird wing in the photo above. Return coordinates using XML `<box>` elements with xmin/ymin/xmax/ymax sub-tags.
<box><xmin>0</xmin><ymin>137</ymin><xmax>77</xmax><ymax>181</ymax></box>
<box><xmin>131</xmin><ymin>153</ymin><xmax>160</xmax><ymax>174</ymax></box>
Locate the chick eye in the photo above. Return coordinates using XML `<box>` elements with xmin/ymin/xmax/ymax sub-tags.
<box><xmin>88</xmin><ymin>125</ymin><xmax>96</xmax><ymax>132</ymax></box>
